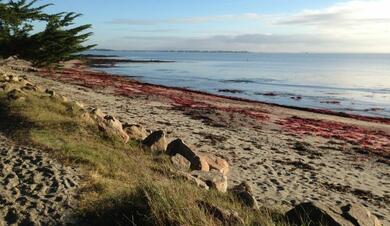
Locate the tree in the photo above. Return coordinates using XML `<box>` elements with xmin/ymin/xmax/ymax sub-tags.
<box><xmin>0</xmin><ymin>0</ymin><xmax>95</xmax><ymax>66</ymax></box>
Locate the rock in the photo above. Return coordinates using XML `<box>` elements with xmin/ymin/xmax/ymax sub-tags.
<box><xmin>9</xmin><ymin>74</ymin><xmax>19</xmax><ymax>82</ymax></box>
<box><xmin>166</xmin><ymin>139</ymin><xmax>209</xmax><ymax>171</ymax></box>
<box><xmin>123</xmin><ymin>123</ymin><xmax>148</xmax><ymax>140</ymax></box>
<box><xmin>45</xmin><ymin>89</ymin><xmax>55</xmax><ymax>97</ymax></box>
<box><xmin>286</xmin><ymin>202</ymin><xmax>353</xmax><ymax>226</ymax></box>
<box><xmin>203</xmin><ymin>155</ymin><xmax>229</xmax><ymax>176</ymax></box>
<box><xmin>7</xmin><ymin>89</ymin><xmax>26</xmax><ymax>101</ymax></box>
<box><xmin>86</xmin><ymin>108</ymin><xmax>130</xmax><ymax>143</ymax></box>
<box><xmin>102</xmin><ymin>115</ymin><xmax>130</xmax><ymax>143</ymax></box>
<box><xmin>230</xmin><ymin>182</ymin><xmax>259</xmax><ymax>210</ymax></box>
<box><xmin>74</xmin><ymin>101</ymin><xmax>85</xmax><ymax>109</ymax></box>
<box><xmin>142</xmin><ymin>130</ymin><xmax>167</xmax><ymax>152</ymax></box>
<box><xmin>81</xmin><ymin>112</ymin><xmax>95</xmax><ymax>124</ymax></box>
<box><xmin>32</xmin><ymin>85</ymin><xmax>44</xmax><ymax>92</ymax></box>
<box><xmin>21</xmin><ymin>81</ymin><xmax>35</xmax><ymax>91</ymax></box>
<box><xmin>0</xmin><ymin>74</ymin><xmax>10</xmax><ymax>82</ymax></box>
<box><xmin>57</xmin><ymin>95</ymin><xmax>69</xmax><ymax>102</ymax></box>
<box><xmin>171</xmin><ymin>154</ymin><xmax>191</xmax><ymax>171</ymax></box>
<box><xmin>90</xmin><ymin>107</ymin><xmax>105</xmax><ymax>118</ymax></box>
<box><xmin>341</xmin><ymin>203</ymin><xmax>382</xmax><ymax>226</ymax></box>
<box><xmin>191</xmin><ymin>170</ymin><xmax>227</xmax><ymax>192</ymax></box>
<box><xmin>197</xmin><ymin>201</ymin><xmax>244</xmax><ymax>226</ymax></box>
<box><xmin>174</xmin><ymin>171</ymin><xmax>209</xmax><ymax>190</ymax></box>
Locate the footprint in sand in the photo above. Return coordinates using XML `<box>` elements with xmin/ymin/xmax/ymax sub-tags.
<box><xmin>0</xmin><ymin>134</ymin><xmax>80</xmax><ymax>226</ymax></box>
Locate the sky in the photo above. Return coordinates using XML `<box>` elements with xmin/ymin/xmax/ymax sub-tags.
<box><xmin>39</xmin><ymin>0</ymin><xmax>390</xmax><ymax>53</ymax></box>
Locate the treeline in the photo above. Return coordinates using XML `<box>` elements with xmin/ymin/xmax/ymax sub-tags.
<box><xmin>0</xmin><ymin>0</ymin><xmax>95</xmax><ymax>66</ymax></box>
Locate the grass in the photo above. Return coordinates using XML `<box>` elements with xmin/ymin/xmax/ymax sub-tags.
<box><xmin>0</xmin><ymin>82</ymin><xmax>289</xmax><ymax>226</ymax></box>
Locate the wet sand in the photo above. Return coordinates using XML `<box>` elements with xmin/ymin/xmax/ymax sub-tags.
<box><xmin>27</xmin><ymin>63</ymin><xmax>390</xmax><ymax>225</ymax></box>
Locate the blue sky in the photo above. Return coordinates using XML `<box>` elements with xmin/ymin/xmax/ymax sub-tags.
<box><xmin>39</xmin><ymin>0</ymin><xmax>390</xmax><ymax>52</ymax></box>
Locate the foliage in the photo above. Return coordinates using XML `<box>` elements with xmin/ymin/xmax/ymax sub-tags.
<box><xmin>0</xmin><ymin>0</ymin><xmax>95</xmax><ymax>66</ymax></box>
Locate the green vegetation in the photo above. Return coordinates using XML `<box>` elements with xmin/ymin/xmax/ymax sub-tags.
<box><xmin>0</xmin><ymin>79</ymin><xmax>289</xmax><ymax>225</ymax></box>
<box><xmin>0</xmin><ymin>0</ymin><xmax>95</xmax><ymax>66</ymax></box>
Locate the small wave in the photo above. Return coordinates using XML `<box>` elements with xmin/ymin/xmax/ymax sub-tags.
<box><xmin>155</xmin><ymin>69</ymin><xmax>175</xmax><ymax>72</ymax></box>
<box><xmin>218</xmin><ymin>89</ymin><xmax>245</xmax><ymax>94</ymax></box>
<box><xmin>220</xmin><ymin>78</ymin><xmax>278</xmax><ymax>84</ymax></box>
<box><xmin>221</xmin><ymin>79</ymin><xmax>255</xmax><ymax>83</ymax></box>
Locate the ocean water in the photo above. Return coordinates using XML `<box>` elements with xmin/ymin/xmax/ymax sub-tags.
<box><xmin>88</xmin><ymin>50</ymin><xmax>390</xmax><ymax>118</ymax></box>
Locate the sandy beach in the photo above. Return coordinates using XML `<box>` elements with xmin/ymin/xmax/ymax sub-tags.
<box><xmin>19</xmin><ymin>62</ymin><xmax>389</xmax><ymax>225</ymax></box>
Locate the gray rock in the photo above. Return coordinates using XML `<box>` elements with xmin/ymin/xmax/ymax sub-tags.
<box><xmin>123</xmin><ymin>123</ymin><xmax>148</xmax><ymax>141</ymax></box>
<box><xmin>197</xmin><ymin>201</ymin><xmax>244</xmax><ymax>226</ymax></box>
<box><xmin>171</xmin><ymin>154</ymin><xmax>191</xmax><ymax>171</ymax></box>
<box><xmin>142</xmin><ymin>130</ymin><xmax>167</xmax><ymax>152</ymax></box>
<box><xmin>174</xmin><ymin>171</ymin><xmax>209</xmax><ymax>190</ymax></box>
<box><xmin>230</xmin><ymin>182</ymin><xmax>259</xmax><ymax>210</ymax></box>
<box><xmin>45</xmin><ymin>89</ymin><xmax>55</xmax><ymax>97</ymax></box>
<box><xmin>191</xmin><ymin>170</ymin><xmax>227</xmax><ymax>192</ymax></box>
<box><xmin>166</xmin><ymin>139</ymin><xmax>209</xmax><ymax>171</ymax></box>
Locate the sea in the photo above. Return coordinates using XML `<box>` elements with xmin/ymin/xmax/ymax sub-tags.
<box><xmin>87</xmin><ymin>50</ymin><xmax>390</xmax><ymax>118</ymax></box>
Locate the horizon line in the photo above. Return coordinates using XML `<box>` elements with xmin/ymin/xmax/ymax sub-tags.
<box><xmin>91</xmin><ymin>48</ymin><xmax>390</xmax><ymax>54</ymax></box>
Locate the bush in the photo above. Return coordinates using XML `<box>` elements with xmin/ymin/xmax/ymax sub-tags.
<box><xmin>0</xmin><ymin>0</ymin><xmax>95</xmax><ymax>66</ymax></box>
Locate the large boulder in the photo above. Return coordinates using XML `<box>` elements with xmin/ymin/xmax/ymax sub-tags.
<box><xmin>285</xmin><ymin>202</ymin><xmax>382</xmax><ymax>226</ymax></box>
<box><xmin>123</xmin><ymin>123</ymin><xmax>148</xmax><ymax>141</ymax></box>
<box><xmin>142</xmin><ymin>130</ymin><xmax>167</xmax><ymax>152</ymax></box>
<box><xmin>191</xmin><ymin>170</ymin><xmax>227</xmax><ymax>193</ymax></box>
<box><xmin>203</xmin><ymin>155</ymin><xmax>229</xmax><ymax>176</ymax></box>
<box><xmin>197</xmin><ymin>201</ymin><xmax>244</xmax><ymax>226</ymax></box>
<box><xmin>166</xmin><ymin>139</ymin><xmax>209</xmax><ymax>171</ymax></box>
<box><xmin>286</xmin><ymin>202</ymin><xmax>348</xmax><ymax>226</ymax></box>
<box><xmin>341</xmin><ymin>203</ymin><xmax>382</xmax><ymax>226</ymax></box>
<box><xmin>230</xmin><ymin>182</ymin><xmax>259</xmax><ymax>210</ymax></box>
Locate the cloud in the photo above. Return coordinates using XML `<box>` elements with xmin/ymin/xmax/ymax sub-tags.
<box><xmin>102</xmin><ymin>0</ymin><xmax>390</xmax><ymax>52</ymax></box>
<box><xmin>277</xmin><ymin>0</ymin><xmax>390</xmax><ymax>27</ymax></box>
<box><xmin>108</xmin><ymin>13</ymin><xmax>267</xmax><ymax>25</ymax></box>
<box><xmin>131</xmin><ymin>29</ymin><xmax>181</xmax><ymax>33</ymax></box>
<box><xmin>111</xmin><ymin>33</ymin><xmax>355</xmax><ymax>52</ymax></box>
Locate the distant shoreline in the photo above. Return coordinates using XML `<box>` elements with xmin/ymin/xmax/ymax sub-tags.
<box><xmin>81</xmin><ymin>54</ymin><xmax>175</xmax><ymax>68</ymax></box>
<box><xmin>91</xmin><ymin>49</ymin><xmax>390</xmax><ymax>55</ymax></box>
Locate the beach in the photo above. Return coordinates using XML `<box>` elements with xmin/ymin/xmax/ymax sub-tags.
<box><xmin>25</xmin><ymin>61</ymin><xmax>390</xmax><ymax>225</ymax></box>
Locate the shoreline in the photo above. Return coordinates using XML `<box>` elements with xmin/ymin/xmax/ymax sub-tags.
<box><xmin>27</xmin><ymin>60</ymin><xmax>389</xmax><ymax>224</ymax></box>
<box><xmin>105</xmin><ymin>75</ymin><xmax>390</xmax><ymax>125</ymax></box>
<box><xmin>58</xmin><ymin>61</ymin><xmax>390</xmax><ymax>124</ymax></box>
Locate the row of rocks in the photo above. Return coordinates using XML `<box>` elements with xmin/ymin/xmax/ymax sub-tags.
<box><xmin>86</xmin><ymin>91</ymin><xmax>383</xmax><ymax>226</ymax></box>
<box><xmin>33</xmin><ymin>85</ymin><xmax>382</xmax><ymax>226</ymax></box>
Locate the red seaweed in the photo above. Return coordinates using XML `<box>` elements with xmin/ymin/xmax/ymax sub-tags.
<box><xmin>39</xmin><ymin>67</ymin><xmax>390</xmax><ymax>126</ymax></box>
<box><xmin>278</xmin><ymin>116</ymin><xmax>390</xmax><ymax>157</ymax></box>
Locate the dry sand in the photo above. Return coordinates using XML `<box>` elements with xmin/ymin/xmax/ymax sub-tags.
<box><xmin>0</xmin><ymin>133</ymin><xmax>80</xmax><ymax>226</ymax></box>
<box><xmin>24</xmin><ymin>64</ymin><xmax>390</xmax><ymax>225</ymax></box>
